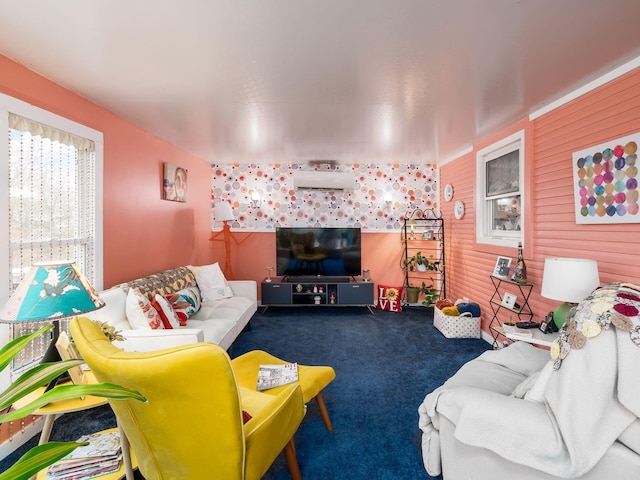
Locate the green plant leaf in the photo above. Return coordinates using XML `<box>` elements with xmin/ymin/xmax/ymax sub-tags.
<box><xmin>0</xmin><ymin>323</ymin><xmax>145</xmax><ymax>478</ymax></box>
<box><xmin>0</xmin><ymin>441</ymin><xmax>87</xmax><ymax>480</ymax></box>
<box><xmin>0</xmin><ymin>383</ymin><xmax>146</xmax><ymax>423</ymax></box>
<box><xmin>0</xmin><ymin>325</ymin><xmax>53</xmax><ymax>372</ymax></box>
<box><xmin>0</xmin><ymin>360</ymin><xmax>85</xmax><ymax>410</ymax></box>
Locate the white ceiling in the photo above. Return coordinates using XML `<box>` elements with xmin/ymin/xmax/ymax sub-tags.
<box><xmin>2</xmin><ymin>1</ymin><xmax>640</xmax><ymax>165</ymax></box>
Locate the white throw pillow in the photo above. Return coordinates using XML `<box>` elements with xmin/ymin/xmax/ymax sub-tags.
<box><xmin>154</xmin><ymin>294</ymin><xmax>181</xmax><ymax>329</ymax></box>
<box><xmin>125</xmin><ymin>288</ymin><xmax>162</xmax><ymax>330</ymax></box>
<box><xmin>188</xmin><ymin>263</ymin><xmax>234</xmax><ymax>302</ymax></box>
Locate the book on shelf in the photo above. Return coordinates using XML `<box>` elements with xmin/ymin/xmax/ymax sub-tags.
<box><xmin>257</xmin><ymin>363</ymin><xmax>299</xmax><ymax>391</ymax></box>
<box><xmin>46</xmin><ymin>430</ymin><xmax>122</xmax><ymax>480</ymax></box>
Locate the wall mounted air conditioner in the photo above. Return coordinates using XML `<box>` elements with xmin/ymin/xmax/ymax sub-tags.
<box><xmin>292</xmin><ymin>170</ymin><xmax>355</xmax><ymax>191</ymax></box>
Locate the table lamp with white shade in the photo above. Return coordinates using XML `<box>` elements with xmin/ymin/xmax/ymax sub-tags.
<box><xmin>210</xmin><ymin>201</ymin><xmax>238</xmax><ymax>279</ymax></box>
<box><xmin>541</xmin><ymin>257</ymin><xmax>600</xmax><ymax>329</ymax></box>
<box><xmin>0</xmin><ymin>261</ymin><xmax>104</xmax><ymax>385</ymax></box>
<box><xmin>407</xmin><ymin>218</ymin><xmax>417</xmax><ymax>240</ymax></box>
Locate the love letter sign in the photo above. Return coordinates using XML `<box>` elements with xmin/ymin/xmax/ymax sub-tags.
<box><xmin>376</xmin><ymin>285</ymin><xmax>403</xmax><ymax>313</ymax></box>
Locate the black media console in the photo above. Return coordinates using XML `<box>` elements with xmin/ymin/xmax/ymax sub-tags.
<box><xmin>261</xmin><ymin>278</ymin><xmax>374</xmax><ymax>313</ymax></box>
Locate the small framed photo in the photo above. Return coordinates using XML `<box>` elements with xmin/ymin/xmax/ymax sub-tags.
<box><xmin>162</xmin><ymin>162</ymin><xmax>188</xmax><ymax>203</ymax></box>
<box><xmin>501</xmin><ymin>292</ymin><xmax>517</xmax><ymax>309</ymax></box>
<box><xmin>55</xmin><ymin>331</ymin><xmax>85</xmax><ymax>385</ymax></box>
<box><xmin>493</xmin><ymin>256</ymin><xmax>512</xmax><ymax>278</ymax></box>
<box><xmin>422</xmin><ymin>230</ymin><xmax>434</xmax><ymax>240</ymax></box>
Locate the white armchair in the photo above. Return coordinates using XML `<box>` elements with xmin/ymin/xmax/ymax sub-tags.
<box><xmin>419</xmin><ymin>282</ymin><xmax>640</xmax><ymax>479</ymax></box>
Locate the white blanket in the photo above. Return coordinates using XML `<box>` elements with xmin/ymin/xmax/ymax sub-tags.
<box><xmin>419</xmin><ymin>325</ymin><xmax>640</xmax><ymax>478</ymax></box>
<box><xmin>418</xmin><ymin>342</ymin><xmax>549</xmax><ymax>476</ymax></box>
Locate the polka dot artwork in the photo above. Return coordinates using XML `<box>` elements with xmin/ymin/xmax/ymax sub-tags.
<box><xmin>211</xmin><ymin>163</ymin><xmax>438</xmax><ymax>231</ymax></box>
<box><xmin>572</xmin><ymin>133</ymin><xmax>640</xmax><ymax>224</ymax></box>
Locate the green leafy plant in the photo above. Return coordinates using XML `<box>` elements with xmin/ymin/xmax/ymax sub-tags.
<box><xmin>403</xmin><ymin>252</ymin><xmax>439</xmax><ymax>272</ymax></box>
<box><xmin>93</xmin><ymin>321</ymin><xmax>124</xmax><ymax>343</ymax></box>
<box><xmin>0</xmin><ymin>324</ymin><xmax>145</xmax><ymax>480</ymax></box>
<box><xmin>419</xmin><ymin>282</ymin><xmax>440</xmax><ymax>306</ymax></box>
<box><xmin>404</xmin><ymin>281</ymin><xmax>439</xmax><ymax>306</ymax></box>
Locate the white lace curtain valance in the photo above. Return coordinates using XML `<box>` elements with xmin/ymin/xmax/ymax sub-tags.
<box><xmin>9</xmin><ymin>112</ymin><xmax>95</xmax><ymax>151</ymax></box>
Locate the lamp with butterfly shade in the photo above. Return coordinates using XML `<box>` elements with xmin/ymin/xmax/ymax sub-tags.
<box><xmin>0</xmin><ymin>261</ymin><xmax>105</xmax><ymax>389</ymax></box>
<box><xmin>0</xmin><ymin>262</ymin><xmax>150</xmax><ymax>480</ymax></box>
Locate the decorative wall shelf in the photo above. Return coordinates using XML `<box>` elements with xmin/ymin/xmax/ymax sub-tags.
<box><xmin>401</xmin><ymin>209</ymin><xmax>445</xmax><ymax>305</ymax></box>
<box><xmin>488</xmin><ymin>275</ymin><xmax>534</xmax><ymax>348</ymax></box>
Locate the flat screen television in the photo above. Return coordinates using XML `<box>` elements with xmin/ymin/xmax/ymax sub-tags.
<box><xmin>276</xmin><ymin>227</ymin><xmax>362</xmax><ymax>278</ymax></box>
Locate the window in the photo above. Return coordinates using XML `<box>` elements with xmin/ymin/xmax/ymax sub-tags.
<box><xmin>476</xmin><ymin>130</ymin><xmax>524</xmax><ymax>248</ymax></box>
<box><xmin>1</xmin><ymin>94</ymin><xmax>103</xmax><ymax>380</ymax></box>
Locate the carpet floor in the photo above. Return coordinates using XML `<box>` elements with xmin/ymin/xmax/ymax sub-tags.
<box><xmin>0</xmin><ymin>306</ymin><xmax>490</xmax><ymax>479</ymax></box>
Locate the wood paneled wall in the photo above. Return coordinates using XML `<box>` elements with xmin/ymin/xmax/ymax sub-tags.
<box><xmin>442</xmin><ymin>69</ymin><xmax>640</xmax><ymax>335</ymax></box>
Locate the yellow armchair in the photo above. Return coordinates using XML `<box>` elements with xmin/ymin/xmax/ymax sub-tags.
<box><xmin>70</xmin><ymin>316</ymin><xmax>305</xmax><ymax>480</ymax></box>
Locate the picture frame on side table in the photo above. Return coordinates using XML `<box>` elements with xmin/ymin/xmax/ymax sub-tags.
<box><xmin>493</xmin><ymin>256</ymin><xmax>512</xmax><ymax>278</ymax></box>
<box><xmin>501</xmin><ymin>292</ymin><xmax>517</xmax><ymax>309</ymax></box>
<box><xmin>55</xmin><ymin>331</ymin><xmax>85</xmax><ymax>385</ymax></box>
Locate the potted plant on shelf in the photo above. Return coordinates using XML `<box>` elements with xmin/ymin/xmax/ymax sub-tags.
<box><xmin>405</xmin><ymin>282</ymin><xmax>439</xmax><ymax>306</ymax></box>
<box><xmin>405</xmin><ymin>284</ymin><xmax>421</xmax><ymax>304</ymax></box>
<box><xmin>0</xmin><ymin>324</ymin><xmax>146</xmax><ymax>480</ymax></box>
<box><xmin>403</xmin><ymin>252</ymin><xmax>441</xmax><ymax>306</ymax></box>
<box><xmin>404</xmin><ymin>252</ymin><xmax>439</xmax><ymax>273</ymax></box>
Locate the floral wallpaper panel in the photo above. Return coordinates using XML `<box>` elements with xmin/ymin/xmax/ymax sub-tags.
<box><xmin>211</xmin><ymin>163</ymin><xmax>438</xmax><ymax>231</ymax></box>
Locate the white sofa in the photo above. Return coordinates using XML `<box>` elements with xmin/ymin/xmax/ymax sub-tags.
<box><xmin>419</xmin><ymin>281</ymin><xmax>640</xmax><ymax>480</ymax></box>
<box><xmin>85</xmin><ymin>266</ymin><xmax>257</xmax><ymax>352</ymax></box>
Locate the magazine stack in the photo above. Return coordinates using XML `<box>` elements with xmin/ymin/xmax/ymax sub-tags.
<box><xmin>257</xmin><ymin>363</ymin><xmax>298</xmax><ymax>391</ymax></box>
<box><xmin>46</xmin><ymin>430</ymin><xmax>122</xmax><ymax>480</ymax></box>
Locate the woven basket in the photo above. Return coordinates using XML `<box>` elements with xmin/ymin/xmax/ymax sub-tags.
<box><xmin>433</xmin><ymin>306</ymin><xmax>481</xmax><ymax>339</ymax></box>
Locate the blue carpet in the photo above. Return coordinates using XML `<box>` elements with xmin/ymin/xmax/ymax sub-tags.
<box><xmin>230</xmin><ymin>306</ymin><xmax>490</xmax><ymax>480</ymax></box>
<box><xmin>0</xmin><ymin>306</ymin><xmax>489</xmax><ymax>479</ymax></box>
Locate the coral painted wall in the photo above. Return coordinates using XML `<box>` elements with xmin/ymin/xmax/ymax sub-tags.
<box><xmin>0</xmin><ymin>55</ymin><xmax>217</xmax><ymax>288</ymax></box>
<box><xmin>441</xmin><ymin>68</ymin><xmax>640</xmax><ymax>339</ymax></box>
<box><xmin>215</xmin><ymin>231</ymin><xmax>406</xmax><ymax>298</ymax></box>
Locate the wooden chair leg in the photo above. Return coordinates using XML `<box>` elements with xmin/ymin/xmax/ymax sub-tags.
<box><xmin>315</xmin><ymin>392</ymin><xmax>333</xmax><ymax>431</ymax></box>
<box><xmin>284</xmin><ymin>437</ymin><xmax>302</xmax><ymax>480</ymax></box>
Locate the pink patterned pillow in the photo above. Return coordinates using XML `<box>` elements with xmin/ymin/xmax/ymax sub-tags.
<box><xmin>152</xmin><ymin>294</ymin><xmax>181</xmax><ymax>329</ymax></box>
<box><xmin>126</xmin><ymin>288</ymin><xmax>164</xmax><ymax>330</ymax></box>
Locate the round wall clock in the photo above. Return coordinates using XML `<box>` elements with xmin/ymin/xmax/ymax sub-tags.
<box><xmin>443</xmin><ymin>184</ymin><xmax>454</xmax><ymax>202</ymax></box>
<box><xmin>454</xmin><ymin>200</ymin><xmax>465</xmax><ymax>219</ymax></box>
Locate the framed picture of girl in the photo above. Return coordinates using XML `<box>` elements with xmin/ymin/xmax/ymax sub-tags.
<box><xmin>163</xmin><ymin>162</ymin><xmax>188</xmax><ymax>202</ymax></box>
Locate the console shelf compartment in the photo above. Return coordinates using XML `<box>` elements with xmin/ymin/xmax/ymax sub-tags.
<box><xmin>261</xmin><ymin>280</ymin><xmax>374</xmax><ymax>313</ymax></box>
